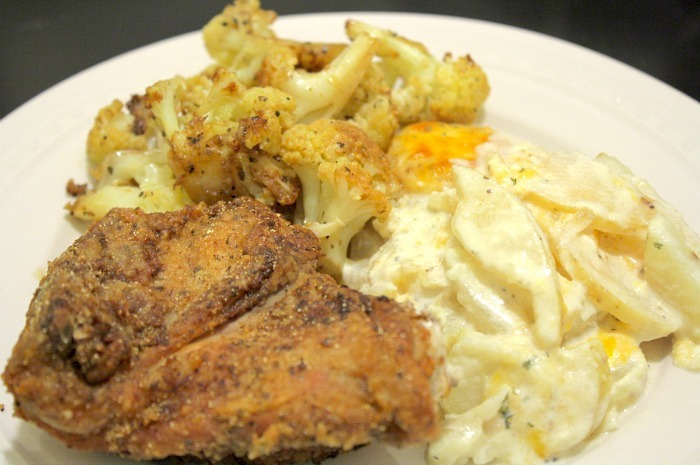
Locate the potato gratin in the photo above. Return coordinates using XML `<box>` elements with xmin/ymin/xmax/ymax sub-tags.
<box><xmin>346</xmin><ymin>127</ymin><xmax>700</xmax><ymax>464</ymax></box>
<box><xmin>51</xmin><ymin>1</ymin><xmax>700</xmax><ymax>464</ymax></box>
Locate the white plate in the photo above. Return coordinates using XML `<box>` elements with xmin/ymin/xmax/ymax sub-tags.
<box><xmin>1</xmin><ymin>11</ymin><xmax>699</xmax><ymax>465</ymax></box>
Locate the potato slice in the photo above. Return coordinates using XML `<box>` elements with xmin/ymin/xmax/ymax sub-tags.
<box><xmin>429</xmin><ymin>336</ymin><xmax>611</xmax><ymax>465</ymax></box>
<box><xmin>552</xmin><ymin>211</ymin><xmax>682</xmax><ymax>342</ymax></box>
<box><xmin>486</xmin><ymin>147</ymin><xmax>653</xmax><ymax>234</ymax></box>
<box><xmin>451</xmin><ymin>165</ymin><xmax>562</xmax><ymax>348</ymax></box>
<box><xmin>644</xmin><ymin>213</ymin><xmax>700</xmax><ymax>369</ymax></box>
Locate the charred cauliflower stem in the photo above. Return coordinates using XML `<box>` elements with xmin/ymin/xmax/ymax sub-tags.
<box><xmin>68</xmin><ymin>0</ymin><xmax>490</xmax><ymax>277</ymax></box>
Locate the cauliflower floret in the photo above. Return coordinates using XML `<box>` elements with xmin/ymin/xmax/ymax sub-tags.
<box><xmin>146</xmin><ymin>78</ymin><xmax>185</xmax><ymax>140</ymax></box>
<box><xmin>346</xmin><ymin>20</ymin><xmax>490</xmax><ymax>125</ymax></box>
<box><xmin>144</xmin><ymin>70</ymin><xmax>216</xmax><ymax>140</ymax></box>
<box><xmin>202</xmin><ymin>0</ymin><xmax>279</xmax><ymax>86</ymax></box>
<box><xmin>74</xmin><ymin>74</ymin><xmax>213</xmax><ymax>218</ymax></box>
<box><xmin>335</xmin><ymin>62</ymin><xmax>399</xmax><ymax>151</ymax></box>
<box><xmin>72</xmin><ymin>67</ymin><xmax>301</xmax><ymax>220</ymax></box>
<box><xmin>166</xmin><ymin>68</ymin><xmax>300</xmax><ymax>206</ymax></box>
<box><xmin>67</xmin><ymin>147</ymin><xmax>193</xmax><ymax>221</ymax></box>
<box><xmin>256</xmin><ymin>33</ymin><xmax>379</xmax><ymax>125</ymax></box>
<box><xmin>204</xmin><ymin>0</ymin><xmax>350</xmax><ymax>89</ymax></box>
<box><xmin>205</xmin><ymin>0</ymin><xmax>381</xmax><ymax>126</ymax></box>
<box><xmin>86</xmin><ymin>98</ymin><xmax>155</xmax><ymax>169</ymax></box>
<box><xmin>280</xmin><ymin>119</ymin><xmax>401</xmax><ymax>278</ymax></box>
<box><xmin>75</xmin><ymin>1</ymin><xmax>493</xmax><ymax>232</ymax></box>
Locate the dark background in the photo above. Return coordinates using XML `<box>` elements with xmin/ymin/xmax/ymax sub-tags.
<box><xmin>1</xmin><ymin>0</ymin><xmax>699</xmax><ymax>119</ymax></box>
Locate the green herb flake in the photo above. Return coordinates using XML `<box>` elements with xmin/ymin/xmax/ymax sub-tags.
<box><xmin>653</xmin><ymin>242</ymin><xmax>664</xmax><ymax>249</ymax></box>
<box><xmin>499</xmin><ymin>396</ymin><xmax>513</xmax><ymax>429</ymax></box>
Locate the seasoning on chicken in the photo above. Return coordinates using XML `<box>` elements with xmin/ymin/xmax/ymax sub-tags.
<box><xmin>2</xmin><ymin>198</ymin><xmax>439</xmax><ymax>464</ymax></box>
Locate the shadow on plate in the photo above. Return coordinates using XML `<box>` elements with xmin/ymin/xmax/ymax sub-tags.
<box><xmin>640</xmin><ymin>336</ymin><xmax>672</xmax><ymax>364</ymax></box>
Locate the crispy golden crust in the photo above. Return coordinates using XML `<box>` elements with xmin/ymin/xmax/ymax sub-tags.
<box><xmin>3</xmin><ymin>199</ymin><xmax>438</xmax><ymax>464</ymax></box>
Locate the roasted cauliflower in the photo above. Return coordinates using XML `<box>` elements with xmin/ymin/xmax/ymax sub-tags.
<box><xmin>67</xmin><ymin>148</ymin><xmax>193</xmax><ymax>220</ymax></box>
<box><xmin>71</xmin><ymin>0</ymin><xmax>492</xmax><ymax>267</ymax></box>
<box><xmin>346</xmin><ymin>20</ymin><xmax>490</xmax><ymax>125</ymax></box>
<box><xmin>202</xmin><ymin>0</ymin><xmax>399</xmax><ymax>148</ymax></box>
<box><xmin>69</xmin><ymin>67</ymin><xmax>301</xmax><ymax>219</ymax></box>
<box><xmin>154</xmin><ymin>68</ymin><xmax>300</xmax><ymax>206</ymax></box>
<box><xmin>202</xmin><ymin>0</ymin><xmax>279</xmax><ymax>86</ymax></box>
<box><xmin>203</xmin><ymin>0</ymin><xmax>347</xmax><ymax>87</ymax></box>
<box><xmin>255</xmin><ymin>34</ymin><xmax>379</xmax><ymax>125</ymax></box>
<box><xmin>279</xmin><ymin>119</ymin><xmax>401</xmax><ymax>278</ymax></box>
<box><xmin>85</xmin><ymin>97</ymin><xmax>155</xmax><ymax>169</ymax></box>
<box><xmin>69</xmin><ymin>71</ymin><xmax>218</xmax><ymax>220</ymax></box>
<box><xmin>333</xmin><ymin>62</ymin><xmax>398</xmax><ymax>151</ymax></box>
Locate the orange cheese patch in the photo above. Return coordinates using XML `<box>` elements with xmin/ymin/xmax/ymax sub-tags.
<box><xmin>387</xmin><ymin>122</ymin><xmax>492</xmax><ymax>192</ymax></box>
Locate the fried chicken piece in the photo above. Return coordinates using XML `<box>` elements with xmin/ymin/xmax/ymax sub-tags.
<box><xmin>2</xmin><ymin>198</ymin><xmax>439</xmax><ymax>464</ymax></box>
